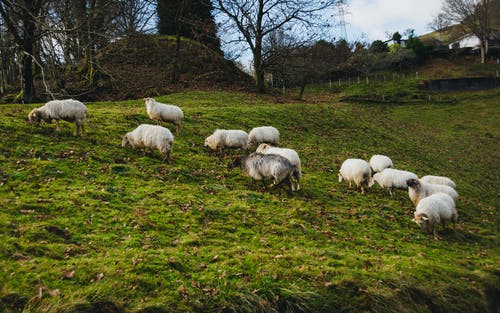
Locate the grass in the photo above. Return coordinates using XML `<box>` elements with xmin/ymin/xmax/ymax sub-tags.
<box><xmin>0</xmin><ymin>89</ymin><xmax>498</xmax><ymax>312</ymax></box>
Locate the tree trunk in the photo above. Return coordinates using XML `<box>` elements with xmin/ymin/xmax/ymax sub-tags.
<box><xmin>480</xmin><ymin>41</ymin><xmax>485</xmax><ymax>64</ymax></box>
<box><xmin>298</xmin><ymin>83</ymin><xmax>306</xmax><ymax>100</ymax></box>
<box><xmin>253</xmin><ymin>47</ymin><xmax>265</xmax><ymax>93</ymax></box>
<box><xmin>22</xmin><ymin>1</ymin><xmax>37</xmax><ymax>103</ymax></box>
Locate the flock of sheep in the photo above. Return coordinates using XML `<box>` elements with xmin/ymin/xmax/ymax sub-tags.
<box><xmin>27</xmin><ymin>98</ymin><xmax>459</xmax><ymax>240</ymax></box>
<box><xmin>338</xmin><ymin>156</ymin><xmax>459</xmax><ymax>240</ymax></box>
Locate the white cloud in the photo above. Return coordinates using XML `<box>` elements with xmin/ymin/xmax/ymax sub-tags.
<box><xmin>340</xmin><ymin>0</ymin><xmax>442</xmax><ymax>42</ymax></box>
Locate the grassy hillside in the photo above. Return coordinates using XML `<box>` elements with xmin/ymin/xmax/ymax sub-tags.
<box><xmin>0</xmin><ymin>90</ymin><xmax>498</xmax><ymax>312</ymax></box>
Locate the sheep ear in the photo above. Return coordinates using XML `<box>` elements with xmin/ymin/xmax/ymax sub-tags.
<box><xmin>422</xmin><ymin>216</ymin><xmax>429</xmax><ymax>221</ymax></box>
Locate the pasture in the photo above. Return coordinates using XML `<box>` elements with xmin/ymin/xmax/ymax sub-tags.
<box><xmin>0</xmin><ymin>89</ymin><xmax>498</xmax><ymax>312</ymax></box>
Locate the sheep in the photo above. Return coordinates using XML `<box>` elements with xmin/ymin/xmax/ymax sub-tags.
<box><xmin>413</xmin><ymin>192</ymin><xmax>458</xmax><ymax>240</ymax></box>
<box><xmin>28</xmin><ymin>99</ymin><xmax>87</xmax><ymax>136</ymax></box>
<box><xmin>406</xmin><ymin>178</ymin><xmax>459</xmax><ymax>206</ymax></box>
<box><xmin>122</xmin><ymin>124</ymin><xmax>174</xmax><ymax>163</ymax></box>
<box><xmin>247</xmin><ymin>126</ymin><xmax>280</xmax><ymax>147</ymax></box>
<box><xmin>144</xmin><ymin>97</ymin><xmax>184</xmax><ymax>132</ymax></box>
<box><xmin>204</xmin><ymin>129</ymin><xmax>248</xmax><ymax>155</ymax></box>
<box><xmin>420</xmin><ymin>175</ymin><xmax>457</xmax><ymax>189</ymax></box>
<box><xmin>369</xmin><ymin>168</ymin><xmax>418</xmax><ymax>195</ymax></box>
<box><xmin>369</xmin><ymin>154</ymin><xmax>393</xmax><ymax>173</ymax></box>
<box><xmin>338</xmin><ymin>158</ymin><xmax>372</xmax><ymax>194</ymax></box>
<box><xmin>256</xmin><ymin>143</ymin><xmax>302</xmax><ymax>191</ymax></box>
<box><xmin>227</xmin><ymin>152</ymin><xmax>296</xmax><ymax>193</ymax></box>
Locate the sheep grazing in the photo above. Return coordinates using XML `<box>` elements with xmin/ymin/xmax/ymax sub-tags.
<box><xmin>28</xmin><ymin>99</ymin><xmax>87</xmax><ymax>136</ymax></box>
<box><xmin>228</xmin><ymin>152</ymin><xmax>297</xmax><ymax>193</ymax></box>
<box><xmin>122</xmin><ymin>124</ymin><xmax>174</xmax><ymax>163</ymax></box>
<box><xmin>247</xmin><ymin>126</ymin><xmax>280</xmax><ymax>147</ymax></box>
<box><xmin>338</xmin><ymin>158</ymin><xmax>372</xmax><ymax>194</ymax></box>
<box><xmin>413</xmin><ymin>192</ymin><xmax>458</xmax><ymax>240</ymax></box>
<box><xmin>369</xmin><ymin>154</ymin><xmax>393</xmax><ymax>173</ymax></box>
<box><xmin>144</xmin><ymin>97</ymin><xmax>184</xmax><ymax>132</ymax></box>
<box><xmin>204</xmin><ymin>129</ymin><xmax>248</xmax><ymax>155</ymax></box>
<box><xmin>256</xmin><ymin>143</ymin><xmax>302</xmax><ymax>191</ymax></box>
<box><xmin>406</xmin><ymin>178</ymin><xmax>458</xmax><ymax>206</ymax></box>
<box><xmin>369</xmin><ymin>168</ymin><xmax>418</xmax><ymax>195</ymax></box>
<box><xmin>420</xmin><ymin>175</ymin><xmax>457</xmax><ymax>189</ymax></box>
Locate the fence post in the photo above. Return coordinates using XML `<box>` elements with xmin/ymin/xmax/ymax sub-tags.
<box><xmin>416</xmin><ymin>71</ymin><xmax>419</xmax><ymax>80</ymax></box>
<box><xmin>329</xmin><ymin>80</ymin><xmax>332</xmax><ymax>88</ymax></box>
<box><xmin>338</xmin><ymin>78</ymin><xmax>341</xmax><ymax>86</ymax></box>
<box><xmin>366</xmin><ymin>76</ymin><xmax>369</xmax><ymax>84</ymax></box>
<box><xmin>357</xmin><ymin>76</ymin><xmax>360</xmax><ymax>84</ymax></box>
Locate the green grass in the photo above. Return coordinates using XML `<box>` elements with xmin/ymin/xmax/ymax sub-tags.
<box><xmin>0</xmin><ymin>90</ymin><xmax>498</xmax><ymax>312</ymax></box>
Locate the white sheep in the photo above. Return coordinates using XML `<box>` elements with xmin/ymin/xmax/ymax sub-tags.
<box><xmin>256</xmin><ymin>143</ymin><xmax>302</xmax><ymax>191</ymax></box>
<box><xmin>420</xmin><ymin>175</ymin><xmax>457</xmax><ymax>189</ymax></box>
<box><xmin>369</xmin><ymin>154</ymin><xmax>393</xmax><ymax>173</ymax></box>
<box><xmin>228</xmin><ymin>152</ymin><xmax>297</xmax><ymax>193</ymax></box>
<box><xmin>204</xmin><ymin>129</ymin><xmax>248</xmax><ymax>155</ymax></box>
<box><xmin>406</xmin><ymin>178</ymin><xmax>458</xmax><ymax>206</ymax></box>
<box><xmin>28</xmin><ymin>99</ymin><xmax>87</xmax><ymax>136</ymax></box>
<box><xmin>369</xmin><ymin>168</ymin><xmax>418</xmax><ymax>195</ymax></box>
<box><xmin>338</xmin><ymin>158</ymin><xmax>372</xmax><ymax>194</ymax></box>
<box><xmin>413</xmin><ymin>192</ymin><xmax>458</xmax><ymax>240</ymax></box>
<box><xmin>247</xmin><ymin>126</ymin><xmax>280</xmax><ymax>147</ymax></box>
<box><xmin>144</xmin><ymin>97</ymin><xmax>184</xmax><ymax>132</ymax></box>
<box><xmin>122</xmin><ymin>124</ymin><xmax>174</xmax><ymax>163</ymax></box>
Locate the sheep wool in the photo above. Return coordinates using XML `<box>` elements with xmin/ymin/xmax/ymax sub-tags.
<box><xmin>145</xmin><ymin>98</ymin><xmax>184</xmax><ymax>132</ymax></box>
<box><xmin>338</xmin><ymin>158</ymin><xmax>372</xmax><ymax>194</ymax></box>
<box><xmin>28</xmin><ymin>99</ymin><xmax>87</xmax><ymax>136</ymax></box>
<box><xmin>256</xmin><ymin>143</ymin><xmax>302</xmax><ymax>191</ymax></box>
<box><xmin>420</xmin><ymin>175</ymin><xmax>457</xmax><ymax>189</ymax></box>
<box><xmin>407</xmin><ymin>178</ymin><xmax>458</xmax><ymax>205</ymax></box>
<box><xmin>228</xmin><ymin>152</ymin><xmax>296</xmax><ymax>193</ymax></box>
<box><xmin>204</xmin><ymin>129</ymin><xmax>248</xmax><ymax>154</ymax></box>
<box><xmin>369</xmin><ymin>168</ymin><xmax>418</xmax><ymax>195</ymax></box>
<box><xmin>369</xmin><ymin>154</ymin><xmax>393</xmax><ymax>173</ymax></box>
<box><xmin>413</xmin><ymin>192</ymin><xmax>458</xmax><ymax>240</ymax></box>
<box><xmin>122</xmin><ymin>124</ymin><xmax>174</xmax><ymax>163</ymax></box>
<box><xmin>247</xmin><ymin>126</ymin><xmax>280</xmax><ymax>147</ymax></box>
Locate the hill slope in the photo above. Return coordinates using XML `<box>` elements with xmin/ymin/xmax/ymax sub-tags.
<box><xmin>60</xmin><ymin>34</ymin><xmax>253</xmax><ymax>101</ymax></box>
<box><xmin>0</xmin><ymin>90</ymin><xmax>498</xmax><ymax>312</ymax></box>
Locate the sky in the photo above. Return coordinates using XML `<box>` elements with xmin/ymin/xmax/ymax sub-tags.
<box><xmin>339</xmin><ymin>0</ymin><xmax>444</xmax><ymax>42</ymax></box>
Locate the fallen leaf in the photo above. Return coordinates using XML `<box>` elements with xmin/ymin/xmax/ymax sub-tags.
<box><xmin>91</xmin><ymin>272</ymin><xmax>104</xmax><ymax>283</ymax></box>
<box><xmin>48</xmin><ymin>289</ymin><xmax>60</xmax><ymax>297</ymax></box>
<box><xmin>62</xmin><ymin>270</ymin><xmax>74</xmax><ymax>279</ymax></box>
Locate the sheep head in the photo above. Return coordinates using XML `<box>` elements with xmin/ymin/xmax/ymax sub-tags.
<box><xmin>28</xmin><ymin>109</ymin><xmax>42</xmax><ymax>125</ymax></box>
<box><xmin>204</xmin><ymin>135</ymin><xmax>217</xmax><ymax>150</ymax></box>
<box><xmin>413</xmin><ymin>213</ymin><xmax>430</xmax><ymax>230</ymax></box>
<box><xmin>227</xmin><ymin>157</ymin><xmax>242</xmax><ymax>171</ymax></box>
<box><xmin>121</xmin><ymin>134</ymin><xmax>130</xmax><ymax>147</ymax></box>
<box><xmin>369</xmin><ymin>173</ymin><xmax>379</xmax><ymax>187</ymax></box>
<box><xmin>256</xmin><ymin>143</ymin><xmax>269</xmax><ymax>153</ymax></box>
<box><xmin>406</xmin><ymin>178</ymin><xmax>420</xmax><ymax>188</ymax></box>
<box><xmin>144</xmin><ymin>97</ymin><xmax>155</xmax><ymax>108</ymax></box>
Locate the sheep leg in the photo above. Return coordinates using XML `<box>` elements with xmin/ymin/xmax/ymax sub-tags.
<box><xmin>176</xmin><ymin>124</ymin><xmax>181</xmax><ymax>133</ymax></box>
<box><xmin>55</xmin><ymin>120</ymin><xmax>61</xmax><ymax>131</ymax></box>
<box><xmin>164</xmin><ymin>151</ymin><xmax>171</xmax><ymax>164</ymax></box>
<box><xmin>388</xmin><ymin>188</ymin><xmax>394</xmax><ymax>196</ymax></box>
<box><xmin>361</xmin><ymin>186</ymin><xmax>365</xmax><ymax>194</ymax></box>
<box><xmin>81</xmin><ymin>124</ymin><xmax>85</xmax><ymax>136</ymax></box>
<box><xmin>433</xmin><ymin>228</ymin><xmax>440</xmax><ymax>241</ymax></box>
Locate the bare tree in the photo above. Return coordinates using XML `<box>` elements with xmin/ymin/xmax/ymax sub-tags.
<box><xmin>215</xmin><ymin>0</ymin><xmax>338</xmax><ymax>93</ymax></box>
<box><xmin>115</xmin><ymin>0</ymin><xmax>156</xmax><ymax>35</ymax></box>
<box><xmin>434</xmin><ymin>0</ymin><xmax>491</xmax><ymax>63</ymax></box>
<box><xmin>0</xmin><ymin>0</ymin><xmax>47</xmax><ymax>103</ymax></box>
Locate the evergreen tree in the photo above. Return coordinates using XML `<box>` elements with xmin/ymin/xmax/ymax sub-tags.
<box><xmin>157</xmin><ymin>0</ymin><xmax>220</xmax><ymax>51</ymax></box>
